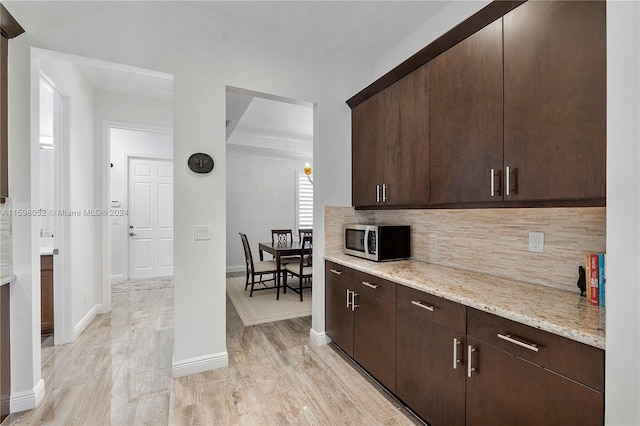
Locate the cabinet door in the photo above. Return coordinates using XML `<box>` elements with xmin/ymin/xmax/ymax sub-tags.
<box><xmin>352</xmin><ymin>92</ymin><xmax>384</xmax><ymax>207</ymax></box>
<box><xmin>430</xmin><ymin>19</ymin><xmax>503</xmax><ymax>204</ymax></box>
<box><xmin>383</xmin><ymin>64</ymin><xmax>430</xmax><ymax>206</ymax></box>
<box><xmin>353</xmin><ymin>287</ymin><xmax>396</xmax><ymax>392</ymax></box>
<box><xmin>40</xmin><ymin>268</ymin><xmax>54</xmax><ymax>335</ymax></box>
<box><xmin>396</xmin><ymin>286</ymin><xmax>466</xmax><ymax>426</ymax></box>
<box><xmin>466</xmin><ymin>338</ymin><xmax>604</xmax><ymax>426</ymax></box>
<box><xmin>503</xmin><ymin>1</ymin><xmax>606</xmax><ymax>202</ymax></box>
<box><xmin>325</xmin><ymin>263</ymin><xmax>354</xmax><ymax>356</ymax></box>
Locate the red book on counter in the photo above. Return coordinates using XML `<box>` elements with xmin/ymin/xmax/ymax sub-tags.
<box><xmin>589</xmin><ymin>253</ymin><xmax>599</xmax><ymax>306</ymax></box>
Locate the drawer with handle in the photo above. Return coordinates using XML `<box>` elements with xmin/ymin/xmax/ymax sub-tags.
<box><xmin>325</xmin><ymin>261</ymin><xmax>353</xmax><ymax>286</ymax></box>
<box><xmin>467</xmin><ymin>307</ymin><xmax>604</xmax><ymax>392</ymax></box>
<box><xmin>397</xmin><ymin>284</ymin><xmax>466</xmax><ymax>333</ymax></box>
<box><xmin>353</xmin><ymin>270</ymin><xmax>396</xmax><ymax>304</ymax></box>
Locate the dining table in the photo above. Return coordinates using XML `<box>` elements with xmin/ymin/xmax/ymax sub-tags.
<box><xmin>258</xmin><ymin>240</ymin><xmax>306</xmax><ymax>299</ymax></box>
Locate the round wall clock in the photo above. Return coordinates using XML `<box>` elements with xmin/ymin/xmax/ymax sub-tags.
<box><xmin>188</xmin><ymin>153</ymin><xmax>214</xmax><ymax>174</ymax></box>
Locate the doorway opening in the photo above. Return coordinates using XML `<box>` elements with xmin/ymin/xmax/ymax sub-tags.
<box><xmin>225</xmin><ymin>86</ymin><xmax>315</xmax><ymax>327</ymax></box>
<box><xmin>107</xmin><ymin>126</ymin><xmax>174</xmax><ymax>287</ymax></box>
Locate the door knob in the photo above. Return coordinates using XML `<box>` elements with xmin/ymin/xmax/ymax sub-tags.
<box><xmin>129</xmin><ymin>225</ymin><xmax>134</xmax><ymax>229</ymax></box>
<box><xmin>129</xmin><ymin>232</ymin><xmax>136</xmax><ymax>237</ymax></box>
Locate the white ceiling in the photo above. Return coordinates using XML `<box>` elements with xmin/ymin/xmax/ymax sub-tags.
<box><xmin>187</xmin><ymin>1</ymin><xmax>450</xmax><ymax>62</ymax></box>
<box><xmin>37</xmin><ymin>1</ymin><xmax>454</xmax><ymax>151</ymax></box>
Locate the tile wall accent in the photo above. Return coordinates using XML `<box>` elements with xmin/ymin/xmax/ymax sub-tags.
<box><xmin>0</xmin><ymin>198</ymin><xmax>13</xmax><ymax>278</ymax></box>
<box><xmin>324</xmin><ymin>206</ymin><xmax>606</xmax><ymax>293</ymax></box>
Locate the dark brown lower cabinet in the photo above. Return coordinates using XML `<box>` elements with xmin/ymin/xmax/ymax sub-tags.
<box><xmin>41</xmin><ymin>255</ymin><xmax>54</xmax><ymax>335</ymax></box>
<box><xmin>396</xmin><ymin>285</ymin><xmax>466</xmax><ymax>426</ymax></box>
<box><xmin>466</xmin><ymin>337</ymin><xmax>604</xmax><ymax>425</ymax></box>
<box><xmin>325</xmin><ymin>262</ymin><xmax>397</xmax><ymax>392</ymax></box>
<box><xmin>325</xmin><ymin>262</ymin><xmax>354</xmax><ymax>356</ymax></box>
<box><xmin>352</xmin><ymin>272</ymin><xmax>396</xmax><ymax>392</ymax></box>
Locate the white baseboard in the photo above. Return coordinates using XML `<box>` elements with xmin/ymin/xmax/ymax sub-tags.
<box><xmin>10</xmin><ymin>379</ymin><xmax>45</xmax><ymax>412</ymax></box>
<box><xmin>172</xmin><ymin>352</ymin><xmax>228</xmax><ymax>378</ymax></box>
<box><xmin>111</xmin><ymin>274</ymin><xmax>125</xmax><ymax>283</ymax></box>
<box><xmin>73</xmin><ymin>304</ymin><xmax>100</xmax><ymax>340</ymax></box>
<box><xmin>309</xmin><ymin>328</ymin><xmax>331</xmax><ymax>346</ymax></box>
<box><xmin>226</xmin><ymin>265</ymin><xmax>245</xmax><ymax>274</ymax></box>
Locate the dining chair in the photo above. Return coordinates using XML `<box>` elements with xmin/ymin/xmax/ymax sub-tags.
<box><xmin>283</xmin><ymin>235</ymin><xmax>313</xmax><ymax>301</ymax></box>
<box><xmin>298</xmin><ymin>228</ymin><xmax>313</xmax><ymax>241</ymax></box>
<box><xmin>271</xmin><ymin>228</ymin><xmax>299</xmax><ymax>269</ymax></box>
<box><xmin>239</xmin><ymin>233</ymin><xmax>280</xmax><ymax>297</ymax></box>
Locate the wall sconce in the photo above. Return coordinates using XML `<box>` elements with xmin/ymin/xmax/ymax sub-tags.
<box><xmin>304</xmin><ymin>163</ymin><xmax>313</xmax><ymax>185</ymax></box>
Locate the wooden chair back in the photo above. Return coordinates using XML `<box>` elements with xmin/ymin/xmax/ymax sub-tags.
<box><xmin>298</xmin><ymin>228</ymin><xmax>313</xmax><ymax>241</ymax></box>
<box><xmin>239</xmin><ymin>232</ymin><xmax>255</xmax><ymax>273</ymax></box>
<box><xmin>271</xmin><ymin>229</ymin><xmax>293</xmax><ymax>244</ymax></box>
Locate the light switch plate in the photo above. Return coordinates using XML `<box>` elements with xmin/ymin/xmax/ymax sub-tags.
<box><xmin>528</xmin><ymin>231</ymin><xmax>544</xmax><ymax>253</ymax></box>
<box><xmin>194</xmin><ymin>225</ymin><xmax>211</xmax><ymax>241</ymax></box>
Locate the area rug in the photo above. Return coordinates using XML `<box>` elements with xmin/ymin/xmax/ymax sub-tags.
<box><xmin>226</xmin><ymin>276</ymin><xmax>312</xmax><ymax>326</ymax></box>
<box><xmin>112</xmin><ymin>276</ymin><xmax>173</xmax><ymax>293</ymax></box>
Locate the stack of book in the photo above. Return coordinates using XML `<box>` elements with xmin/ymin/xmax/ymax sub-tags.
<box><xmin>585</xmin><ymin>253</ymin><xmax>606</xmax><ymax>307</ymax></box>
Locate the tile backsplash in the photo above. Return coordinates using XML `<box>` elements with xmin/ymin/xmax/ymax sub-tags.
<box><xmin>1</xmin><ymin>198</ymin><xmax>13</xmax><ymax>278</ymax></box>
<box><xmin>325</xmin><ymin>206</ymin><xmax>606</xmax><ymax>293</ymax></box>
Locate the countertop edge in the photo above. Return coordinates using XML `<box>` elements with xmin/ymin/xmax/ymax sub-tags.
<box><xmin>0</xmin><ymin>274</ymin><xmax>16</xmax><ymax>286</ymax></box>
<box><xmin>324</xmin><ymin>254</ymin><xmax>605</xmax><ymax>350</ymax></box>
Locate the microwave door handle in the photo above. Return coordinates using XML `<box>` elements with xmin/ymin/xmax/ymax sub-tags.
<box><xmin>364</xmin><ymin>228</ymin><xmax>370</xmax><ymax>257</ymax></box>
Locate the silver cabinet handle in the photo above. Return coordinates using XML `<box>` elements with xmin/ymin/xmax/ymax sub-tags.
<box><xmin>361</xmin><ymin>281</ymin><xmax>378</xmax><ymax>289</ymax></box>
<box><xmin>411</xmin><ymin>300</ymin><xmax>435</xmax><ymax>312</ymax></box>
<box><xmin>330</xmin><ymin>269</ymin><xmax>342</xmax><ymax>275</ymax></box>
<box><xmin>346</xmin><ymin>289</ymin><xmax>351</xmax><ymax>308</ymax></box>
<box><xmin>376</xmin><ymin>184</ymin><xmax>381</xmax><ymax>203</ymax></box>
<box><xmin>506</xmin><ymin>166</ymin><xmax>510</xmax><ymax>196</ymax></box>
<box><xmin>351</xmin><ymin>291</ymin><xmax>359</xmax><ymax>311</ymax></box>
<box><xmin>453</xmin><ymin>338</ymin><xmax>461</xmax><ymax>369</ymax></box>
<box><xmin>467</xmin><ymin>345</ymin><xmax>476</xmax><ymax>378</ymax></box>
<box><xmin>382</xmin><ymin>183</ymin><xmax>387</xmax><ymax>202</ymax></box>
<box><xmin>490</xmin><ymin>168</ymin><xmax>495</xmax><ymax>197</ymax></box>
<box><xmin>497</xmin><ymin>333</ymin><xmax>539</xmax><ymax>352</ymax></box>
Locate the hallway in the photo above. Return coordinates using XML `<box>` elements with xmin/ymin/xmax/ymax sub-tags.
<box><xmin>8</xmin><ymin>285</ymin><xmax>419</xmax><ymax>425</ymax></box>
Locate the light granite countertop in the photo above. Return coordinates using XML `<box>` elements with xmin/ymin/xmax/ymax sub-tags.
<box><xmin>324</xmin><ymin>254</ymin><xmax>606</xmax><ymax>350</ymax></box>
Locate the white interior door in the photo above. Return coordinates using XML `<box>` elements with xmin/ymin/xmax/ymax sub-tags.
<box><xmin>128</xmin><ymin>157</ymin><xmax>174</xmax><ymax>279</ymax></box>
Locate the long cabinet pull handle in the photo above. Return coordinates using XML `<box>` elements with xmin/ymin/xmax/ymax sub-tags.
<box><xmin>351</xmin><ymin>292</ymin><xmax>359</xmax><ymax>311</ymax></box>
<box><xmin>497</xmin><ymin>333</ymin><xmax>539</xmax><ymax>352</ymax></box>
<box><xmin>453</xmin><ymin>338</ymin><xmax>461</xmax><ymax>369</ymax></box>
<box><xmin>346</xmin><ymin>289</ymin><xmax>351</xmax><ymax>308</ymax></box>
<box><xmin>376</xmin><ymin>184</ymin><xmax>381</xmax><ymax>203</ymax></box>
<box><xmin>467</xmin><ymin>345</ymin><xmax>476</xmax><ymax>378</ymax></box>
<box><xmin>361</xmin><ymin>281</ymin><xmax>378</xmax><ymax>289</ymax></box>
<box><xmin>330</xmin><ymin>269</ymin><xmax>342</xmax><ymax>275</ymax></box>
<box><xmin>411</xmin><ymin>300</ymin><xmax>435</xmax><ymax>312</ymax></box>
<box><xmin>490</xmin><ymin>169</ymin><xmax>495</xmax><ymax>197</ymax></box>
<box><xmin>382</xmin><ymin>184</ymin><xmax>387</xmax><ymax>202</ymax></box>
<box><xmin>506</xmin><ymin>166</ymin><xmax>510</xmax><ymax>196</ymax></box>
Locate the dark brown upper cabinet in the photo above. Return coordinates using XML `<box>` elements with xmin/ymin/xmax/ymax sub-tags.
<box><xmin>430</xmin><ymin>19</ymin><xmax>503</xmax><ymax>205</ymax></box>
<box><xmin>352</xmin><ymin>64</ymin><xmax>430</xmax><ymax>208</ymax></box>
<box><xmin>503</xmin><ymin>0</ymin><xmax>606</xmax><ymax>202</ymax></box>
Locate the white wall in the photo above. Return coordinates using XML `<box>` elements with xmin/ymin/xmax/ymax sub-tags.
<box><xmin>109</xmin><ymin>127</ymin><xmax>173</xmax><ymax>281</ymax></box>
<box><xmin>605</xmin><ymin>1</ymin><xmax>640</xmax><ymax>424</ymax></box>
<box><xmin>5</xmin><ymin>0</ymin><xmax>370</xmax><ymax>397</ymax></box>
<box><xmin>226</xmin><ymin>149</ymin><xmax>311</xmax><ymax>272</ymax></box>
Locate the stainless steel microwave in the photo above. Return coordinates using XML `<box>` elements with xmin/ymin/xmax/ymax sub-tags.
<box><xmin>344</xmin><ymin>224</ymin><xmax>410</xmax><ymax>262</ymax></box>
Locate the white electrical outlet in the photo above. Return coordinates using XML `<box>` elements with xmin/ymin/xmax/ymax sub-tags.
<box><xmin>528</xmin><ymin>231</ymin><xmax>544</xmax><ymax>253</ymax></box>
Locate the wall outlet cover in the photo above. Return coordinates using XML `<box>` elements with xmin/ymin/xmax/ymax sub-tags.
<box><xmin>529</xmin><ymin>231</ymin><xmax>544</xmax><ymax>253</ymax></box>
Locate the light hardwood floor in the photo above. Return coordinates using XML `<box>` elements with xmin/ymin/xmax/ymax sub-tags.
<box><xmin>9</xmin><ymin>285</ymin><xmax>421</xmax><ymax>425</ymax></box>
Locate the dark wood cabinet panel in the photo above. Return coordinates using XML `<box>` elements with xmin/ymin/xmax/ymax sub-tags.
<box><xmin>41</xmin><ymin>255</ymin><xmax>54</xmax><ymax>335</ymax></box>
<box><xmin>351</xmin><ymin>92</ymin><xmax>384</xmax><ymax>207</ymax></box>
<box><xmin>383</xmin><ymin>63</ymin><xmax>430</xmax><ymax>206</ymax></box>
<box><xmin>430</xmin><ymin>19</ymin><xmax>503</xmax><ymax>205</ymax></box>
<box><xmin>325</xmin><ymin>262</ymin><xmax>354</xmax><ymax>356</ymax></box>
<box><xmin>503</xmin><ymin>0</ymin><xmax>606</xmax><ymax>202</ymax></box>
<box><xmin>466</xmin><ymin>337</ymin><xmax>604</xmax><ymax>426</ymax></box>
<box><xmin>353</xmin><ymin>288</ymin><xmax>396</xmax><ymax>392</ymax></box>
<box><xmin>351</xmin><ymin>65</ymin><xmax>429</xmax><ymax>208</ymax></box>
<box><xmin>396</xmin><ymin>293</ymin><xmax>466</xmax><ymax>425</ymax></box>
